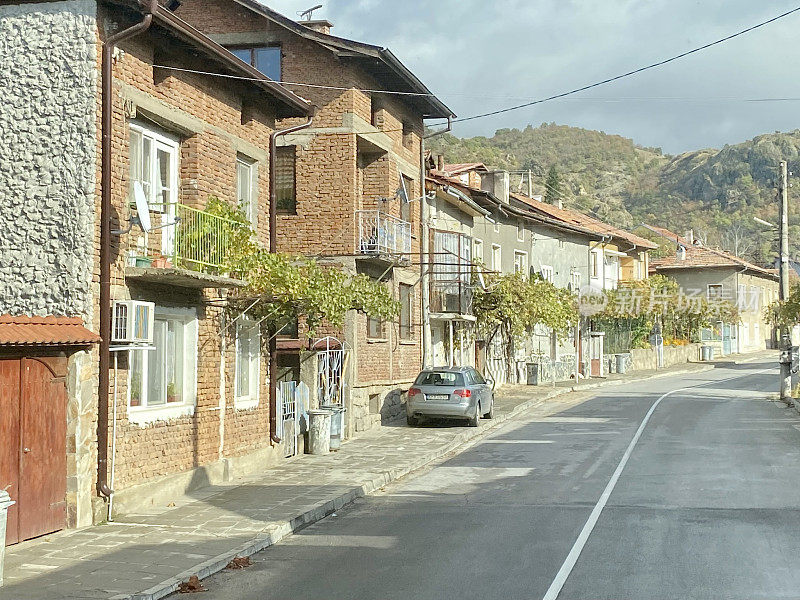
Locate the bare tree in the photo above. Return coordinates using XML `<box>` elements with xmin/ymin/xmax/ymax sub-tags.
<box><xmin>721</xmin><ymin>222</ymin><xmax>753</xmax><ymax>258</ymax></box>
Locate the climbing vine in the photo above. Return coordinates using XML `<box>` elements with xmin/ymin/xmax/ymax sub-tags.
<box><xmin>204</xmin><ymin>198</ymin><xmax>399</xmax><ymax>336</ymax></box>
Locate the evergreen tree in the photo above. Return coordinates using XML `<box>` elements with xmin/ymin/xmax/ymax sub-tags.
<box><xmin>545</xmin><ymin>165</ymin><xmax>562</xmax><ymax>205</ymax></box>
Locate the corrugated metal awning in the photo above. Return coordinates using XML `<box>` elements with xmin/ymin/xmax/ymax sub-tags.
<box><xmin>0</xmin><ymin>315</ymin><xmax>100</xmax><ymax>346</ymax></box>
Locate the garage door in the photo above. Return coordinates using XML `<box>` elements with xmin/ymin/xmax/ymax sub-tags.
<box><xmin>0</xmin><ymin>357</ymin><xmax>67</xmax><ymax>545</ymax></box>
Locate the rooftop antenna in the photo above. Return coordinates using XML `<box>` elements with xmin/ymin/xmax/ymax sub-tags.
<box><xmin>297</xmin><ymin>4</ymin><xmax>323</xmax><ymax>21</ymax></box>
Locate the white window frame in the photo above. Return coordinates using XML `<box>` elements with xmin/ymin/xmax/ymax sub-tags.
<box><xmin>472</xmin><ymin>238</ymin><xmax>483</xmax><ymax>264</ymax></box>
<box><xmin>540</xmin><ymin>264</ymin><xmax>554</xmax><ymax>283</ymax></box>
<box><xmin>234</xmin><ymin>316</ymin><xmax>261</xmax><ymax>410</ymax></box>
<box><xmin>570</xmin><ymin>270</ymin><xmax>581</xmax><ymax>290</ymax></box>
<box><xmin>128</xmin><ymin>306</ymin><xmax>198</xmax><ymax>425</ymax></box>
<box><xmin>591</xmin><ymin>250</ymin><xmax>601</xmax><ymax>279</ymax></box>
<box><xmin>237</xmin><ymin>156</ymin><xmax>257</xmax><ymax>232</ymax></box>
<box><xmin>491</xmin><ymin>244</ymin><xmax>502</xmax><ymax>272</ymax></box>
<box><xmin>708</xmin><ymin>284</ymin><xmax>724</xmax><ymax>301</ymax></box>
<box><xmin>514</xmin><ymin>250</ymin><xmax>528</xmax><ymax>276</ymax></box>
<box><xmin>129</xmin><ymin>121</ymin><xmax>180</xmax><ymax>256</ymax></box>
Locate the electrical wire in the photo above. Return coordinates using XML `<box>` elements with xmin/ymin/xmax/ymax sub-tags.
<box><xmin>446</xmin><ymin>5</ymin><xmax>800</xmax><ymax>124</ymax></box>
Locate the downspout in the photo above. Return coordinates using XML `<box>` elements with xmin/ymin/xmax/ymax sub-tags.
<box><xmin>268</xmin><ymin>117</ymin><xmax>313</xmax><ymax>444</ymax></box>
<box><xmin>98</xmin><ymin>0</ymin><xmax>158</xmax><ymax>499</ymax></box>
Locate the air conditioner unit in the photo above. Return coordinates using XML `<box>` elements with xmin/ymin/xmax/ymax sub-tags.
<box><xmin>112</xmin><ymin>300</ymin><xmax>155</xmax><ymax>344</ymax></box>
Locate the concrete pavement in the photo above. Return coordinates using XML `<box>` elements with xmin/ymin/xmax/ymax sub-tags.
<box><xmin>0</xmin><ymin>355</ymin><xmax>771</xmax><ymax>600</ymax></box>
<box><xmin>187</xmin><ymin>357</ymin><xmax>800</xmax><ymax>600</ymax></box>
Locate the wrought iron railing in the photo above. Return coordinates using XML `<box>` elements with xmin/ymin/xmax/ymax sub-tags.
<box><xmin>430</xmin><ymin>281</ymin><xmax>474</xmax><ymax>315</ymax></box>
<box><xmin>356</xmin><ymin>210</ymin><xmax>411</xmax><ymax>258</ymax></box>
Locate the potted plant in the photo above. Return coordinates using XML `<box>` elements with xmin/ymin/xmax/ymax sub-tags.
<box><xmin>130</xmin><ymin>374</ymin><xmax>142</xmax><ymax>407</ymax></box>
<box><xmin>166</xmin><ymin>381</ymin><xmax>180</xmax><ymax>403</ymax></box>
<box><xmin>151</xmin><ymin>255</ymin><xmax>173</xmax><ymax>269</ymax></box>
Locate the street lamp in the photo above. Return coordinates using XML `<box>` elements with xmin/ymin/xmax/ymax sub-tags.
<box><xmin>753</xmin><ymin>216</ymin><xmax>777</xmax><ymax>229</ymax></box>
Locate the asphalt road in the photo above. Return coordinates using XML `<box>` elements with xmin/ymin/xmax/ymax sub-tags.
<box><xmin>193</xmin><ymin>358</ymin><xmax>800</xmax><ymax>600</ymax></box>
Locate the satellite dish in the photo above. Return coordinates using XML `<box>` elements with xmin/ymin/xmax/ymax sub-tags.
<box><xmin>133</xmin><ymin>182</ymin><xmax>152</xmax><ymax>233</ymax></box>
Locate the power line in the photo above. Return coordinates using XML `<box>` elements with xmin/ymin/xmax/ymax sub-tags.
<box><xmin>447</xmin><ymin>5</ymin><xmax>800</xmax><ymax>124</ymax></box>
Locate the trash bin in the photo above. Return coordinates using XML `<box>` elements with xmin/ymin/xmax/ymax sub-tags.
<box><xmin>616</xmin><ymin>353</ymin><xmax>627</xmax><ymax>375</ymax></box>
<box><xmin>307</xmin><ymin>409</ymin><xmax>332</xmax><ymax>455</ymax></box>
<box><xmin>0</xmin><ymin>490</ymin><xmax>15</xmax><ymax>587</ymax></box>
<box><xmin>320</xmin><ymin>403</ymin><xmax>345</xmax><ymax>450</ymax></box>
<box><xmin>701</xmin><ymin>345</ymin><xmax>714</xmax><ymax>361</ymax></box>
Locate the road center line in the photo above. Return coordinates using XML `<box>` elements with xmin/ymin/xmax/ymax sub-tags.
<box><xmin>541</xmin><ymin>366</ymin><xmax>774</xmax><ymax>600</ymax></box>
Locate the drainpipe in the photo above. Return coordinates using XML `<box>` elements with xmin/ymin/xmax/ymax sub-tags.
<box><xmin>268</xmin><ymin>117</ymin><xmax>313</xmax><ymax>444</ymax></box>
<box><xmin>420</xmin><ymin>138</ymin><xmax>432</xmax><ymax>368</ymax></box>
<box><xmin>98</xmin><ymin>0</ymin><xmax>158</xmax><ymax>499</ymax></box>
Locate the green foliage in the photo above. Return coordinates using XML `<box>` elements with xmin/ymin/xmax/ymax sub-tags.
<box><xmin>544</xmin><ymin>165</ymin><xmax>562</xmax><ymax>205</ymax></box>
<box><xmin>429</xmin><ymin>124</ymin><xmax>800</xmax><ymax>266</ymax></box>
<box><xmin>767</xmin><ymin>283</ymin><xmax>800</xmax><ymax>327</ymax></box>
<box><xmin>205</xmin><ymin>198</ymin><xmax>399</xmax><ymax>336</ymax></box>
<box><xmin>473</xmin><ymin>270</ymin><xmax>578</xmax><ymax>341</ymax></box>
<box><xmin>596</xmin><ymin>274</ymin><xmax>739</xmax><ymax>344</ymax></box>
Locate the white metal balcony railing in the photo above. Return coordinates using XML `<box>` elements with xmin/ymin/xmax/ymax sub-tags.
<box><xmin>356</xmin><ymin>210</ymin><xmax>411</xmax><ymax>258</ymax></box>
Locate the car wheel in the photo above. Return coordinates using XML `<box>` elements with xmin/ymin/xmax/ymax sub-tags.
<box><xmin>407</xmin><ymin>415</ymin><xmax>419</xmax><ymax>427</ymax></box>
<box><xmin>484</xmin><ymin>396</ymin><xmax>494</xmax><ymax>419</ymax></box>
<box><xmin>468</xmin><ymin>403</ymin><xmax>480</xmax><ymax>427</ymax></box>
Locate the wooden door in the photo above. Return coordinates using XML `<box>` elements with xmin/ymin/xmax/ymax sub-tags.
<box><xmin>0</xmin><ymin>357</ymin><xmax>67</xmax><ymax>545</ymax></box>
<box><xmin>0</xmin><ymin>359</ymin><xmax>21</xmax><ymax>545</ymax></box>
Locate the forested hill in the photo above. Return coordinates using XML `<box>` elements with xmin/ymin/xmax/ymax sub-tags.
<box><xmin>428</xmin><ymin>123</ymin><xmax>800</xmax><ymax>264</ymax></box>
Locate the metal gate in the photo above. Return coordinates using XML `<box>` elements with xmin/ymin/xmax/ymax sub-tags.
<box><xmin>316</xmin><ymin>336</ymin><xmax>348</xmax><ymax>407</ymax></box>
<box><xmin>277</xmin><ymin>381</ymin><xmax>308</xmax><ymax>458</ymax></box>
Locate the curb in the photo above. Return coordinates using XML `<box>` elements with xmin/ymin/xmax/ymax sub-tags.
<box><xmin>121</xmin><ymin>361</ymin><xmax>716</xmax><ymax>600</ymax></box>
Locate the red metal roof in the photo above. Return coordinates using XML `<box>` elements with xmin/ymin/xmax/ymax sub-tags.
<box><xmin>0</xmin><ymin>315</ymin><xmax>100</xmax><ymax>346</ymax></box>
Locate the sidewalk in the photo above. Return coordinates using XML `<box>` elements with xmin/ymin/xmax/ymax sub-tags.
<box><xmin>0</xmin><ymin>358</ymin><xmax>736</xmax><ymax>600</ymax></box>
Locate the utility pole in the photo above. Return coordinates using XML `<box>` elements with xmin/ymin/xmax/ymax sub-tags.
<box><xmin>779</xmin><ymin>160</ymin><xmax>792</xmax><ymax>403</ymax></box>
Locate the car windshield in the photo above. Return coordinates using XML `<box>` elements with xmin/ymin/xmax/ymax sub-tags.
<box><xmin>415</xmin><ymin>371</ymin><xmax>465</xmax><ymax>387</ymax></box>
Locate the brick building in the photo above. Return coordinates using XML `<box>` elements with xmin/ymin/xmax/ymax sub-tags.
<box><xmin>0</xmin><ymin>0</ymin><xmax>313</xmax><ymax>540</ymax></box>
<box><xmin>174</xmin><ymin>0</ymin><xmax>455</xmax><ymax>433</ymax></box>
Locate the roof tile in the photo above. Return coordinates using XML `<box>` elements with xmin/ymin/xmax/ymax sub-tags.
<box><xmin>0</xmin><ymin>315</ymin><xmax>100</xmax><ymax>346</ymax></box>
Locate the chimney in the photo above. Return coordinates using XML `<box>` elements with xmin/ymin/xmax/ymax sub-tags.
<box><xmin>301</xmin><ymin>19</ymin><xmax>333</xmax><ymax>34</ymax></box>
<box><xmin>480</xmin><ymin>170</ymin><xmax>509</xmax><ymax>204</ymax></box>
<box><xmin>551</xmin><ymin>197</ymin><xmax>563</xmax><ymax>209</ymax></box>
<box><xmin>677</xmin><ymin>244</ymin><xmax>686</xmax><ymax>261</ymax></box>
<box><xmin>684</xmin><ymin>229</ymin><xmax>694</xmax><ymax>244</ymax></box>
<box><xmin>437</xmin><ymin>154</ymin><xmax>444</xmax><ymax>172</ymax></box>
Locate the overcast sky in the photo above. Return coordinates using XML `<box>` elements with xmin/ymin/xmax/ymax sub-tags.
<box><xmin>265</xmin><ymin>0</ymin><xmax>800</xmax><ymax>155</ymax></box>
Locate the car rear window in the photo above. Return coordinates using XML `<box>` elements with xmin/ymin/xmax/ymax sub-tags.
<box><xmin>415</xmin><ymin>371</ymin><xmax>465</xmax><ymax>386</ymax></box>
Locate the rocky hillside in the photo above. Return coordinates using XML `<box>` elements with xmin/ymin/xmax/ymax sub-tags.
<box><xmin>429</xmin><ymin>124</ymin><xmax>800</xmax><ymax>265</ymax></box>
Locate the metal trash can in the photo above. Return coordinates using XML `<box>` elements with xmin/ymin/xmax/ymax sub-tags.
<box><xmin>320</xmin><ymin>403</ymin><xmax>345</xmax><ymax>450</ymax></box>
<box><xmin>701</xmin><ymin>345</ymin><xmax>714</xmax><ymax>361</ymax></box>
<box><xmin>307</xmin><ymin>409</ymin><xmax>332</xmax><ymax>455</ymax></box>
<box><xmin>0</xmin><ymin>490</ymin><xmax>15</xmax><ymax>587</ymax></box>
<box><xmin>616</xmin><ymin>354</ymin><xmax>627</xmax><ymax>375</ymax></box>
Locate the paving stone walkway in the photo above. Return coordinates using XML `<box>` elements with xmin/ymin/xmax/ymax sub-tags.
<box><xmin>0</xmin><ymin>358</ymin><xmax>739</xmax><ymax>600</ymax></box>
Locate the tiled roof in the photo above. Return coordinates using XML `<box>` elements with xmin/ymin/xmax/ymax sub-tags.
<box><xmin>0</xmin><ymin>315</ymin><xmax>100</xmax><ymax>346</ymax></box>
<box><xmin>511</xmin><ymin>193</ymin><xmax>658</xmax><ymax>249</ymax></box>
<box><xmin>442</xmin><ymin>163</ymin><xmax>488</xmax><ymax>176</ymax></box>
<box><xmin>646</xmin><ymin>225</ymin><xmax>777</xmax><ymax>278</ymax></box>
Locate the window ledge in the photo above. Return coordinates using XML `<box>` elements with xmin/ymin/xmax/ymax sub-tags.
<box><xmin>367</xmin><ymin>337</ymin><xmax>388</xmax><ymax>343</ymax></box>
<box><xmin>234</xmin><ymin>397</ymin><xmax>259</xmax><ymax>411</ymax></box>
<box><xmin>399</xmin><ymin>339</ymin><xmax>417</xmax><ymax>345</ymax></box>
<box><xmin>127</xmin><ymin>402</ymin><xmax>195</xmax><ymax>426</ymax></box>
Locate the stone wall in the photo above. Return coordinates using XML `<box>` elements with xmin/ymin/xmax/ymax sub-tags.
<box><xmin>0</xmin><ymin>0</ymin><xmax>97</xmax><ymax>320</ymax></box>
<box><xmin>628</xmin><ymin>343</ymin><xmax>702</xmax><ymax>372</ymax></box>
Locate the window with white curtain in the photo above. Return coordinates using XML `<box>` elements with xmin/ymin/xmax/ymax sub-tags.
<box><xmin>129</xmin><ymin>122</ymin><xmax>179</xmax><ymax>213</ymax></box>
<box><xmin>237</xmin><ymin>157</ymin><xmax>257</xmax><ymax>231</ymax></box>
<box><xmin>129</xmin><ymin>307</ymin><xmax>197</xmax><ymax>410</ymax></box>
<box><xmin>235</xmin><ymin>317</ymin><xmax>261</xmax><ymax>408</ymax></box>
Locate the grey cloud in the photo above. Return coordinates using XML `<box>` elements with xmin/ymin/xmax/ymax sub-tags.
<box><xmin>266</xmin><ymin>0</ymin><xmax>800</xmax><ymax>153</ymax></box>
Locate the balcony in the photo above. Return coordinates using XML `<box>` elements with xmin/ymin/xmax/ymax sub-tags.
<box><xmin>356</xmin><ymin>210</ymin><xmax>411</xmax><ymax>262</ymax></box>
<box><xmin>430</xmin><ymin>281</ymin><xmax>474</xmax><ymax>316</ymax></box>
<box><xmin>125</xmin><ymin>203</ymin><xmax>246</xmax><ymax>289</ymax></box>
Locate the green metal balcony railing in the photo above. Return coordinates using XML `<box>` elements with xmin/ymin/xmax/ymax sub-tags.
<box><xmin>133</xmin><ymin>203</ymin><xmax>244</xmax><ymax>274</ymax></box>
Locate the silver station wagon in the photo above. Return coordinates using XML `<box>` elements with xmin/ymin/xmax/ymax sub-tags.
<box><xmin>406</xmin><ymin>367</ymin><xmax>494</xmax><ymax>427</ymax></box>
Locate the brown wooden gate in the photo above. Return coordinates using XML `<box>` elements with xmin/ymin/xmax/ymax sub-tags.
<box><xmin>0</xmin><ymin>356</ymin><xmax>67</xmax><ymax>545</ymax></box>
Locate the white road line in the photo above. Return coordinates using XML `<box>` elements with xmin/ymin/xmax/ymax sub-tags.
<box><xmin>541</xmin><ymin>365</ymin><xmax>774</xmax><ymax>600</ymax></box>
